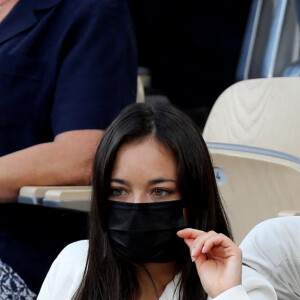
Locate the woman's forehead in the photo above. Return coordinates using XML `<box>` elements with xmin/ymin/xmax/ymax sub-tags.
<box><xmin>111</xmin><ymin>137</ymin><xmax>177</xmax><ymax>180</ymax></box>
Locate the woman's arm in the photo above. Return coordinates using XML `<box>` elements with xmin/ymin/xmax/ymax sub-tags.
<box><xmin>0</xmin><ymin>130</ymin><xmax>103</xmax><ymax>202</ymax></box>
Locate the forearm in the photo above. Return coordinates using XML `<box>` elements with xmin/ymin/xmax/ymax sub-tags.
<box><xmin>0</xmin><ymin>130</ymin><xmax>103</xmax><ymax>202</ymax></box>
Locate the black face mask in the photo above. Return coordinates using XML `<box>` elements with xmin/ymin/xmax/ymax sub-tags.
<box><xmin>107</xmin><ymin>199</ymin><xmax>187</xmax><ymax>263</ymax></box>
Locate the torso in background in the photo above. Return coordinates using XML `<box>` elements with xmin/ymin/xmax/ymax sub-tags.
<box><xmin>0</xmin><ymin>0</ymin><xmax>137</xmax><ymax>156</ymax></box>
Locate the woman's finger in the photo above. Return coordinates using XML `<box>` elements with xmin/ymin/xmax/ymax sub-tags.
<box><xmin>183</xmin><ymin>238</ymin><xmax>194</xmax><ymax>248</ymax></box>
<box><xmin>177</xmin><ymin>228</ymin><xmax>204</xmax><ymax>239</ymax></box>
<box><xmin>177</xmin><ymin>229</ymin><xmax>239</xmax><ymax>263</ymax></box>
<box><xmin>201</xmin><ymin>233</ymin><xmax>234</xmax><ymax>254</ymax></box>
<box><xmin>178</xmin><ymin>229</ymin><xmax>219</xmax><ymax>261</ymax></box>
<box><xmin>189</xmin><ymin>231</ymin><xmax>217</xmax><ymax>259</ymax></box>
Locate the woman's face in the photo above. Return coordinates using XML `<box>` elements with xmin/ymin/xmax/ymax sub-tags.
<box><xmin>110</xmin><ymin>137</ymin><xmax>180</xmax><ymax>203</ymax></box>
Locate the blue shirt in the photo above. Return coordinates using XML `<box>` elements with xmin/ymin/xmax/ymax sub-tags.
<box><xmin>0</xmin><ymin>0</ymin><xmax>137</xmax><ymax>156</ymax></box>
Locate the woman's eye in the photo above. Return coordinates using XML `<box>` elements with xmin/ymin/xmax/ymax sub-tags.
<box><xmin>111</xmin><ymin>188</ymin><xmax>126</xmax><ymax>197</ymax></box>
<box><xmin>152</xmin><ymin>189</ymin><xmax>169</xmax><ymax>197</ymax></box>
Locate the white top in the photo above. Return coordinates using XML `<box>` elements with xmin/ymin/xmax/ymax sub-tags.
<box><xmin>240</xmin><ymin>216</ymin><xmax>300</xmax><ymax>300</ymax></box>
<box><xmin>37</xmin><ymin>240</ymin><xmax>277</xmax><ymax>300</ymax></box>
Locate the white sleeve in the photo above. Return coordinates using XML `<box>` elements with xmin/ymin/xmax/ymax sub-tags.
<box><xmin>210</xmin><ymin>285</ymin><xmax>248</xmax><ymax>300</ymax></box>
<box><xmin>37</xmin><ymin>240</ymin><xmax>88</xmax><ymax>300</ymax></box>
<box><xmin>208</xmin><ymin>265</ymin><xmax>277</xmax><ymax>300</ymax></box>
<box><xmin>240</xmin><ymin>216</ymin><xmax>300</xmax><ymax>299</ymax></box>
<box><xmin>37</xmin><ymin>255</ymin><xmax>59</xmax><ymax>300</ymax></box>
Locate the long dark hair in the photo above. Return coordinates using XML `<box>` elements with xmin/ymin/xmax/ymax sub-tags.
<box><xmin>73</xmin><ymin>102</ymin><xmax>232</xmax><ymax>300</ymax></box>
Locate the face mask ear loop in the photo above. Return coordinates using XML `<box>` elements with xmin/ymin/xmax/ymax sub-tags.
<box><xmin>138</xmin><ymin>264</ymin><xmax>159</xmax><ymax>300</ymax></box>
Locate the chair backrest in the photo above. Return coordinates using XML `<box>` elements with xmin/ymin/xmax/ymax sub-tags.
<box><xmin>203</xmin><ymin>77</ymin><xmax>300</xmax><ymax>158</ymax></box>
<box><xmin>236</xmin><ymin>0</ymin><xmax>300</xmax><ymax>80</ymax></box>
<box><xmin>208</xmin><ymin>143</ymin><xmax>300</xmax><ymax>243</ymax></box>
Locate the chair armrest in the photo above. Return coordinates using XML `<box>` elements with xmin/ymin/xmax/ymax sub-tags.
<box><xmin>278</xmin><ymin>210</ymin><xmax>300</xmax><ymax>217</ymax></box>
<box><xmin>18</xmin><ymin>186</ymin><xmax>91</xmax><ymax>206</ymax></box>
<box><xmin>42</xmin><ymin>188</ymin><xmax>92</xmax><ymax>212</ymax></box>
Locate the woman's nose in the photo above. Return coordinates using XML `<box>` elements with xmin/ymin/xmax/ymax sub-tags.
<box><xmin>131</xmin><ymin>193</ymin><xmax>149</xmax><ymax>203</ymax></box>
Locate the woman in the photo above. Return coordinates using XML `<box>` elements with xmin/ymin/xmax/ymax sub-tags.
<box><xmin>37</xmin><ymin>102</ymin><xmax>277</xmax><ymax>299</ymax></box>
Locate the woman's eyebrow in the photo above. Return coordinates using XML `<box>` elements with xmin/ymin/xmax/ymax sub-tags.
<box><xmin>148</xmin><ymin>178</ymin><xmax>177</xmax><ymax>185</ymax></box>
<box><xmin>110</xmin><ymin>178</ymin><xmax>129</xmax><ymax>185</ymax></box>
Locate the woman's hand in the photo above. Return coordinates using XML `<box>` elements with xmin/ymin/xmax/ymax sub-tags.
<box><xmin>177</xmin><ymin>229</ymin><xmax>242</xmax><ymax>298</ymax></box>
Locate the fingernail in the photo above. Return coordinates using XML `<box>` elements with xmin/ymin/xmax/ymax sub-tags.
<box><xmin>191</xmin><ymin>256</ymin><xmax>196</xmax><ymax>262</ymax></box>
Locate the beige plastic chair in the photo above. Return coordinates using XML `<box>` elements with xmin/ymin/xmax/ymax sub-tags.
<box><xmin>203</xmin><ymin>77</ymin><xmax>300</xmax><ymax>158</ymax></box>
<box><xmin>208</xmin><ymin>143</ymin><xmax>300</xmax><ymax>244</ymax></box>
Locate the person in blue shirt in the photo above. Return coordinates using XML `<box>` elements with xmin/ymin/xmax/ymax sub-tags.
<box><xmin>0</xmin><ymin>0</ymin><xmax>137</xmax><ymax>296</ymax></box>
<box><xmin>0</xmin><ymin>0</ymin><xmax>137</xmax><ymax>201</ymax></box>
